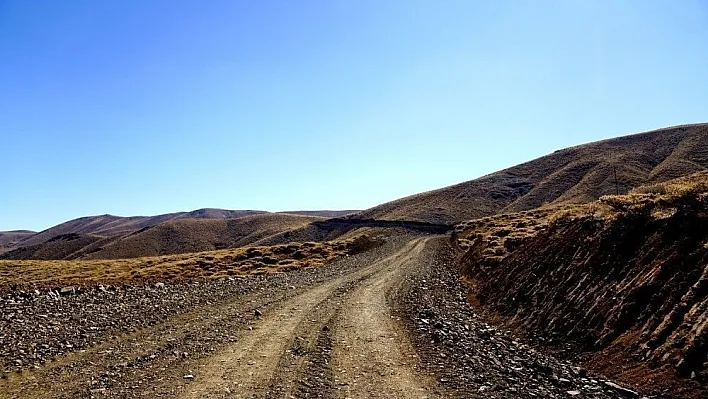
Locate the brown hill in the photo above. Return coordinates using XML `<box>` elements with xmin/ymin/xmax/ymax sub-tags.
<box><xmin>355</xmin><ymin>123</ymin><xmax>708</xmax><ymax>224</ymax></box>
<box><xmin>1</xmin><ymin>213</ymin><xmax>324</xmax><ymax>260</ymax></box>
<box><xmin>16</xmin><ymin>209</ymin><xmax>267</xmax><ymax>248</ymax></box>
<box><xmin>80</xmin><ymin>213</ymin><xmax>325</xmax><ymax>260</ymax></box>
<box><xmin>0</xmin><ymin>230</ymin><xmax>36</xmax><ymax>254</ymax></box>
<box><xmin>0</xmin><ymin>233</ymin><xmax>107</xmax><ymax>260</ymax></box>
<box><xmin>280</xmin><ymin>210</ymin><xmax>357</xmax><ymax>218</ymax></box>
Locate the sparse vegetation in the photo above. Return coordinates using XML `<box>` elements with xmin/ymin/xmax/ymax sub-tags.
<box><xmin>0</xmin><ymin>235</ymin><xmax>383</xmax><ymax>293</ymax></box>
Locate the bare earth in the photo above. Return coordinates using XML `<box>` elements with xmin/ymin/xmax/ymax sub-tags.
<box><xmin>1</xmin><ymin>236</ymin><xmax>639</xmax><ymax>398</ymax></box>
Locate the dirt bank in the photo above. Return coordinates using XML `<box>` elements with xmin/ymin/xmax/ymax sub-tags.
<box><xmin>460</xmin><ymin>203</ymin><xmax>708</xmax><ymax>398</ymax></box>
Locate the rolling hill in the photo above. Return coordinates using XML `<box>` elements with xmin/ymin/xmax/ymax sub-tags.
<box><xmin>14</xmin><ymin>209</ymin><xmax>267</xmax><ymax>248</ymax></box>
<box><xmin>0</xmin><ymin>230</ymin><xmax>36</xmax><ymax>254</ymax></box>
<box><xmin>354</xmin><ymin>123</ymin><xmax>708</xmax><ymax>224</ymax></box>
<box><xmin>5</xmin><ymin>123</ymin><xmax>708</xmax><ymax>259</ymax></box>
<box><xmin>0</xmin><ymin>213</ymin><xmax>331</xmax><ymax>260</ymax></box>
<box><xmin>79</xmin><ymin>213</ymin><xmax>326</xmax><ymax>260</ymax></box>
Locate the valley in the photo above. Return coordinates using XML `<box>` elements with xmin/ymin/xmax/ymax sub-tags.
<box><xmin>2</xmin><ymin>124</ymin><xmax>708</xmax><ymax>398</ymax></box>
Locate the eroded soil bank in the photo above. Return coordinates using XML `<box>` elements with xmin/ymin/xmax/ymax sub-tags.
<box><xmin>460</xmin><ymin>206</ymin><xmax>708</xmax><ymax>398</ymax></box>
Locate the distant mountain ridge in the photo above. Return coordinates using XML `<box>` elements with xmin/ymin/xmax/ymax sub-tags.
<box><xmin>0</xmin><ymin>209</ymin><xmax>357</xmax><ymax>259</ymax></box>
<box><xmin>15</xmin><ymin>209</ymin><xmax>267</xmax><ymax>248</ymax></box>
<box><xmin>0</xmin><ymin>230</ymin><xmax>36</xmax><ymax>254</ymax></box>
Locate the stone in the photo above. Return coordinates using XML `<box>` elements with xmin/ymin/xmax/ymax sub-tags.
<box><xmin>603</xmin><ymin>381</ymin><xmax>639</xmax><ymax>398</ymax></box>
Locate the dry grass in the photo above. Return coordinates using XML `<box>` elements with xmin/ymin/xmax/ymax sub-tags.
<box><xmin>453</xmin><ymin>171</ymin><xmax>708</xmax><ymax>262</ymax></box>
<box><xmin>451</xmin><ymin>205</ymin><xmax>594</xmax><ymax>256</ymax></box>
<box><xmin>0</xmin><ymin>235</ymin><xmax>382</xmax><ymax>293</ymax></box>
<box><xmin>599</xmin><ymin>170</ymin><xmax>708</xmax><ymax>217</ymax></box>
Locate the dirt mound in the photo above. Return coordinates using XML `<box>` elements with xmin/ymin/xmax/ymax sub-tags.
<box><xmin>458</xmin><ymin>176</ymin><xmax>708</xmax><ymax>397</ymax></box>
<box><xmin>356</xmin><ymin>123</ymin><xmax>708</xmax><ymax>224</ymax></box>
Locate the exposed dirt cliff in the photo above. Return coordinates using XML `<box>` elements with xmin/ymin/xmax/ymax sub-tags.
<box><xmin>458</xmin><ymin>175</ymin><xmax>708</xmax><ymax>397</ymax></box>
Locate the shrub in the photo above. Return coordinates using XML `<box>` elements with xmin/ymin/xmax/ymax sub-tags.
<box><xmin>261</xmin><ymin>256</ymin><xmax>278</xmax><ymax>265</ymax></box>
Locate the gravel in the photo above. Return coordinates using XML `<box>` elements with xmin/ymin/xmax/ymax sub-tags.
<box><xmin>396</xmin><ymin>238</ymin><xmax>647</xmax><ymax>399</ymax></box>
<box><xmin>0</xmin><ymin>237</ymin><xmax>408</xmax><ymax>377</ymax></box>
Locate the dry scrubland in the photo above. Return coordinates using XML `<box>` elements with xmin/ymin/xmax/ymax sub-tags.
<box><xmin>0</xmin><ymin>235</ymin><xmax>381</xmax><ymax>293</ymax></box>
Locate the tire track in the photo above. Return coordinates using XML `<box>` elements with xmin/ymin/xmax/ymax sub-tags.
<box><xmin>177</xmin><ymin>239</ymin><xmax>425</xmax><ymax>399</ymax></box>
<box><xmin>330</xmin><ymin>238</ymin><xmax>444</xmax><ymax>398</ymax></box>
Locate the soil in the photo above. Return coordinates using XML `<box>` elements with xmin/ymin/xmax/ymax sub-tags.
<box><xmin>459</xmin><ymin>207</ymin><xmax>708</xmax><ymax>398</ymax></box>
<box><xmin>1</xmin><ymin>236</ymin><xmax>642</xmax><ymax>398</ymax></box>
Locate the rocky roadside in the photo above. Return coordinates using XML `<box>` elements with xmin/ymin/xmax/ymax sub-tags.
<box><xmin>395</xmin><ymin>238</ymin><xmax>649</xmax><ymax>399</ymax></box>
<box><xmin>0</xmin><ymin>237</ymin><xmax>407</xmax><ymax>379</ymax></box>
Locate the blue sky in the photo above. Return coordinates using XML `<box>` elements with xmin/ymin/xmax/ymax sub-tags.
<box><xmin>1</xmin><ymin>0</ymin><xmax>707</xmax><ymax>231</ymax></box>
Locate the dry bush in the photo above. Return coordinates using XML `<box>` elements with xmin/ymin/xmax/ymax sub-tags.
<box><xmin>632</xmin><ymin>183</ymin><xmax>668</xmax><ymax>195</ymax></box>
<box><xmin>600</xmin><ymin>173</ymin><xmax>708</xmax><ymax>218</ymax></box>
<box><xmin>0</xmin><ymin>234</ymin><xmax>383</xmax><ymax>293</ymax></box>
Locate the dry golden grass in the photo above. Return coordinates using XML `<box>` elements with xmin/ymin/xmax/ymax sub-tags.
<box><xmin>0</xmin><ymin>235</ymin><xmax>381</xmax><ymax>293</ymax></box>
<box><xmin>599</xmin><ymin>170</ymin><xmax>708</xmax><ymax>216</ymax></box>
<box><xmin>452</xmin><ymin>206</ymin><xmax>570</xmax><ymax>254</ymax></box>
<box><xmin>453</xmin><ymin>171</ymin><xmax>708</xmax><ymax>260</ymax></box>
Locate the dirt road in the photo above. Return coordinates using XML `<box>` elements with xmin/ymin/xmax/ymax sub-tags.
<box><xmin>1</xmin><ymin>236</ymin><xmax>641</xmax><ymax>398</ymax></box>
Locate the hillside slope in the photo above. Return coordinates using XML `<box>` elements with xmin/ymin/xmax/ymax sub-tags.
<box><xmin>0</xmin><ymin>230</ymin><xmax>35</xmax><ymax>254</ymax></box>
<box><xmin>81</xmin><ymin>213</ymin><xmax>325</xmax><ymax>259</ymax></box>
<box><xmin>281</xmin><ymin>210</ymin><xmax>357</xmax><ymax>218</ymax></box>
<box><xmin>1</xmin><ymin>214</ymin><xmax>324</xmax><ymax>260</ymax></box>
<box><xmin>16</xmin><ymin>209</ymin><xmax>266</xmax><ymax>248</ymax></box>
<box><xmin>356</xmin><ymin>123</ymin><xmax>708</xmax><ymax>224</ymax></box>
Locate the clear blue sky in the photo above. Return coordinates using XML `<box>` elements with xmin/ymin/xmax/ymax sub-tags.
<box><xmin>2</xmin><ymin>1</ymin><xmax>707</xmax><ymax>231</ymax></box>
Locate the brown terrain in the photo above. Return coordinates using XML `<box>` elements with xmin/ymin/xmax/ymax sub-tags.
<box><xmin>2</xmin><ymin>124</ymin><xmax>708</xmax><ymax>398</ymax></box>
<box><xmin>11</xmin><ymin>209</ymin><xmax>267</xmax><ymax>249</ymax></box>
<box><xmin>356</xmin><ymin>123</ymin><xmax>708</xmax><ymax>224</ymax></box>
<box><xmin>1</xmin><ymin>237</ymin><xmax>637</xmax><ymax>398</ymax></box>
<box><xmin>0</xmin><ymin>211</ymin><xmax>356</xmax><ymax>261</ymax></box>
<box><xmin>0</xmin><ymin>235</ymin><xmax>382</xmax><ymax>293</ymax></box>
<box><xmin>0</xmin><ymin>232</ymin><xmax>34</xmax><ymax>255</ymax></box>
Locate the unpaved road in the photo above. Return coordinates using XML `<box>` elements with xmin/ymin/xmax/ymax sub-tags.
<box><xmin>181</xmin><ymin>238</ymin><xmax>439</xmax><ymax>399</ymax></box>
<box><xmin>1</xmin><ymin>236</ymin><xmax>643</xmax><ymax>398</ymax></box>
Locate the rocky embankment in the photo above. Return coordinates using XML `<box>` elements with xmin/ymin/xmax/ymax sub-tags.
<box><xmin>396</xmin><ymin>239</ymin><xmax>643</xmax><ymax>398</ymax></box>
<box><xmin>460</xmin><ymin>201</ymin><xmax>708</xmax><ymax>398</ymax></box>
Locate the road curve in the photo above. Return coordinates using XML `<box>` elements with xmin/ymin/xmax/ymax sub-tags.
<box><xmin>178</xmin><ymin>237</ymin><xmax>441</xmax><ymax>398</ymax></box>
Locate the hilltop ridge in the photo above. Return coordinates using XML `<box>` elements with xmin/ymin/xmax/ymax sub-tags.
<box><xmin>354</xmin><ymin>123</ymin><xmax>708</xmax><ymax>224</ymax></box>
